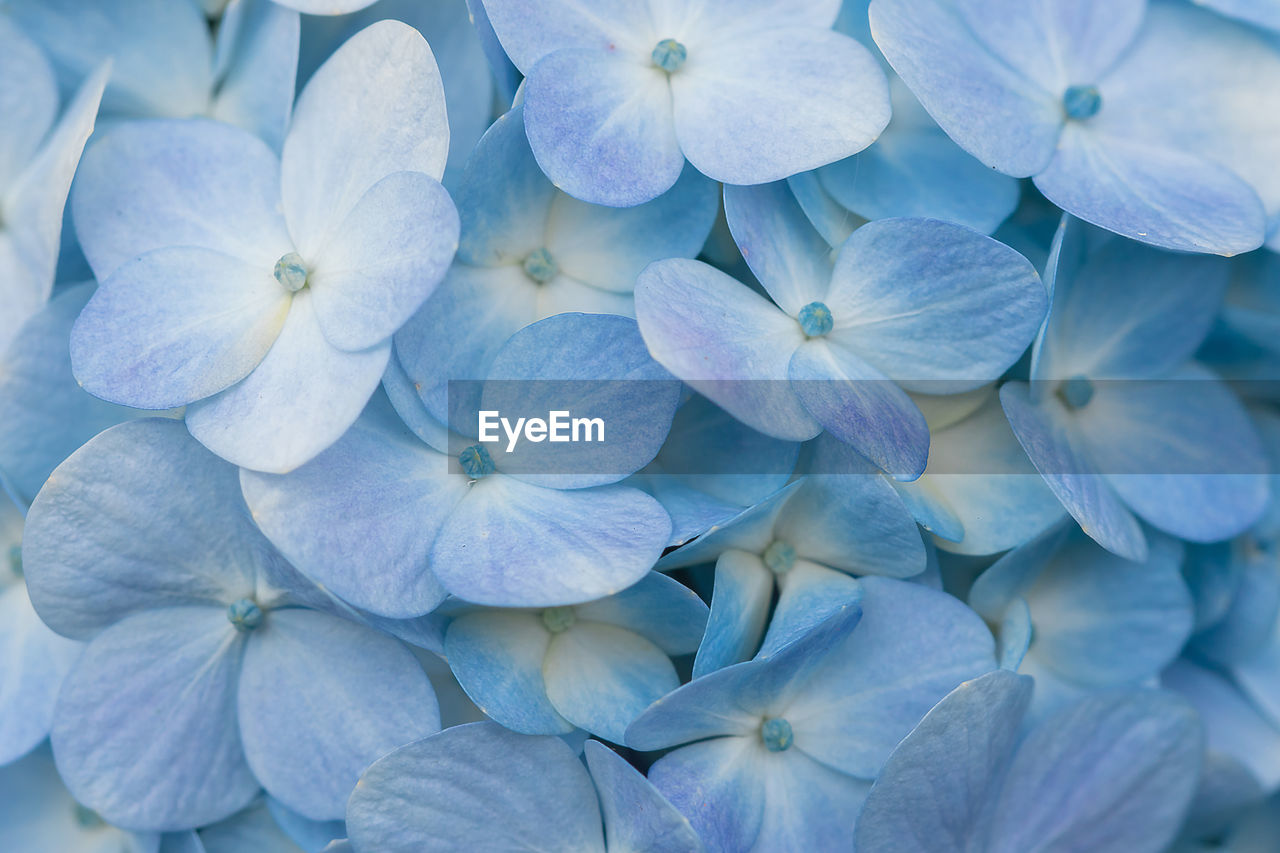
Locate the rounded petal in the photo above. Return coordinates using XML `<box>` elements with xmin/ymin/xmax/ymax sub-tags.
<box><xmin>0</xmin><ymin>585</ymin><xmax>81</xmax><ymax>765</ymax></box>
<box><xmin>583</xmin><ymin>741</ymin><xmax>704</xmax><ymax>853</ymax></box>
<box><xmin>282</xmin><ymin>20</ymin><xmax>449</xmax><ymax>257</ymax></box>
<box><xmin>238</xmin><ymin>609</ymin><xmax>440</xmax><ymax>821</ymax></box>
<box><xmin>346</xmin><ymin>722</ymin><xmax>605</xmax><ymax>853</ymax></box>
<box><xmin>51</xmin><ymin>608</ymin><xmax>258</xmax><ymax>831</ymax></box>
<box><xmin>185</xmin><ymin>290</ymin><xmax>391</xmax><ymax>474</ymax></box>
<box><xmin>309</xmin><ymin>170</ymin><xmax>459</xmax><ymax>351</ymax></box>
<box><xmin>671</xmin><ymin>27</ymin><xmax>890</xmax><ymax>183</ymax></box>
<box><xmin>523</xmin><ymin>48</ymin><xmax>685</xmax><ymax>207</ymax></box>
<box><xmin>692</xmin><ymin>551</ymin><xmax>775</xmax><ymax>677</ymax></box>
<box><xmin>71</xmin><ymin>247</ymin><xmax>291</xmax><ymax>409</ymax></box>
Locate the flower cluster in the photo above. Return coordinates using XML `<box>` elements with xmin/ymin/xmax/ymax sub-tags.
<box><xmin>1</xmin><ymin>0</ymin><xmax>1279</xmax><ymax>851</ymax></box>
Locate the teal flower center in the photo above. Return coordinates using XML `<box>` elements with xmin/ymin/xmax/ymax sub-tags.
<box><xmin>541</xmin><ymin>606</ymin><xmax>576</xmax><ymax>633</ymax></box>
<box><xmin>1063</xmin><ymin>85</ymin><xmax>1102</xmax><ymax>120</ymax></box>
<box><xmin>522</xmin><ymin>247</ymin><xmax>558</xmax><ymax>283</ymax></box>
<box><xmin>761</xmin><ymin>717</ymin><xmax>794</xmax><ymax>752</ymax></box>
<box><xmin>797</xmin><ymin>302</ymin><xmax>834</xmax><ymax>337</ymax></box>
<box><xmin>1057</xmin><ymin>375</ymin><xmax>1095</xmax><ymax>410</ymax></box>
<box><xmin>763</xmin><ymin>540</ymin><xmax>797</xmax><ymax>574</ymax></box>
<box><xmin>273</xmin><ymin>252</ymin><xmax>308</xmax><ymax>292</ymax></box>
<box><xmin>227</xmin><ymin>598</ymin><xmax>263</xmax><ymax>632</ymax></box>
<box><xmin>459</xmin><ymin>444</ymin><xmax>496</xmax><ymax>479</ymax></box>
<box><xmin>651</xmin><ymin>38</ymin><xmax>687</xmax><ymax>73</ymax></box>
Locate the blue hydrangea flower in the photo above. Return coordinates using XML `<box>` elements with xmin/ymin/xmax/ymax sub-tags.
<box><xmin>0</xmin><ymin>493</ymin><xmax>80</xmax><ymax>767</ymax></box>
<box><xmin>658</xmin><ymin>476</ymin><xmax>924</xmax><ymax>677</ymax></box>
<box><xmin>0</xmin><ymin>744</ymin><xmax>201</xmax><ymax>852</ymax></box>
<box><xmin>242</xmin><ymin>313</ymin><xmax>679</xmax><ymax>614</ymax></box>
<box><xmin>347</xmin><ymin>722</ymin><xmax>703</xmax><ymax>852</ymax></box>
<box><xmin>1001</xmin><ymin>217</ymin><xmax>1270</xmax><ymax>560</ymax></box>
<box><xmin>297</xmin><ymin>0</ymin><xmax>494</xmax><ymax>183</ymax></box>
<box><xmin>637</xmin><ymin>181</ymin><xmax>1046</xmax><ymax>477</ymax></box>
<box><xmin>395</xmin><ymin>105</ymin><xmax>717</xmax><ymax>423</ymax></box>
<box><xmin>22</xmin><ymin>419</ymin><xmax>441</xmax><ymax>829</ymax></box>
<box><xmin>0</xmin><ymin>19</ymin><xmax>105</xmax><ymax>353</ymax></box>
<box><xmin>969</xmin><ymin>521</ymin><xmax>1193</xmax><ymax>717</ymax></box>
<box><xmin>870</xmin><ymin>0</ymin><xmax>1280</xmax><ymax>254</ymax></box>
<box><xmin>69</xmin><ymin>21</ymin><xmax>460</xmax><ymax>473</ymax></box>
<box><xmin>855</xmin><ymin>669</ymin><xmax>1203</xmax><ymax>853</ymax></box>
<box><xmin>626</xmin><ymin>581</ymin><xmax>996</xmax><ymax>851</ymax></box>
<box><xmin>443</xmin><ymin>572</ymin><xmax>707</xmax><ymax>744</ymax></box>
<box><xmin>812</xmin><ymin>0</ymin><xmax>1020</xmax><ymax>233</ymax></box>
<box><xmin>6</xmin><ymin>0</ymin><xmax>298</xmax><ymax>149</ymax></box>
<box><xmin>482</xmin><ymin>0</ymin><xmax>892</xmax><ymax>205</ymax></box>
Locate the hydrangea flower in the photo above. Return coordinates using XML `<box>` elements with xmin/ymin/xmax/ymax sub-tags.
<box><xmin>637</xmin><ymin>181</ymin><xmax>1046</xmax><ymax>477</ymax></box>
<box><xmin>855</xmin><ymin>669</ymin><xmax>1203</xmax><ymax>853</ymax></box>
<box><xmin>814</xmin><ymin>0</ymin><xmax>1020</xmax><ymax>234</ymax></box>
<box><xmin>22</xmin><ymin>419</ymin><xmax>441</xmax><ymax>828</ymax></box>
<box><xmin>443</xmin><ymin>571</ymin><xmax>707</xmax><ymax>744</ymax></box>
<box><xmin>626</xmin><ymin>580</ymin><xmax>996</xmax><ymax>850</ymax></box>
<box><xmin>1001</xmin><ymin>218</ymin><xmax>1270</xmax><ymax>560</ymax></box>
<box><xmin>482</xmin><ymin>0</ymin><xmax>892</xmax><ymax>205</ymax></box>
<box><xmin>0</xmin><ymin>19</ymin><xmax>105</xmax><ymax>352</ymax></box>
<box><xmin>5</xmin><ymin>0</ymin><xmax>298</xmax><ymax>149</ymax></box>
<box><xmin>870</xmin><ymin>0</ymin><xmax>1280</xmax><ymax>254</ymax></box>
<box><xmin>657</xmin><ymin>476</ymin><xmax>924</xmax><ymax>677</ymax></box>
<box><xmin>69</xmin><ymin>21</ymin><xmax>459</xmax><ymax>473</ymax></box>
<box><xmin>394</xmin><ymin>104</ymin><xmax>716</xmax><ymax>422</ymax></box>
<box><xmin>347</xmin><ymin>723</ymin><xmax>703</xmax><ymax>852</ymax></box>
<box><xmin>242</xmin><ymin>313</ymin><xmax>679</xmax><ymax>614</ymax></box>
<box><xmin>969</xmin><ymin>521</ymin><xmax>1193</xmax><ymax>717</ymax></box>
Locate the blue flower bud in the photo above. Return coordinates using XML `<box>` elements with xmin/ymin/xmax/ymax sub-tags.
<box><xmin>1063</xmin><ymin>85</ymin><xmax>1102</xmax><ymax>120</ymax></box>
<box><xmin>227</xmin><ymin>598</ymin><xmax>263</xmax><ymax>632</ymax></box>
<box><xmin>522</xmin><ymin>247</ymin><xmax>558</xmax><ymax>283</ymax></box>
<box><xmin>797</xmin><ymin>301</ymin><xmax>834</xmax><ymax>338</ymax></box>
<box><xmin>459</xmin><ymin>444</ymin><xmax>496</xmax><ymax>479</ymax></box>
<box><xmin>1057</xmin><ymin>375</ymin><xmax>1095</xmax><ymax>410</ymax></box>
<box><xmin>763</xmin><ymin>540</ymin><xmax>797</xmax><ymax>574</ymax></box>
<box><xmin>541</xmin><ymin>606</ymin><xmax>576</xmax><ymax>633</ymax></box>
<box><xmin>761</xmin><ymin>717</ymin><xmax>794</xmax><ymax>752</ymax></box>
<box><xmin>273</xmin><ymin>252</ymin><xmax>309</xmax><ymax>292</ymax></box>
<box><xmin>651</xmin><ymin>38</ymin><xmax>688</xmax><ymax>73</ymax></box>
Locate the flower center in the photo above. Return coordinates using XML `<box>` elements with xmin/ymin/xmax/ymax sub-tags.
<box><xmin>651</xmin><ymin>38</ymin><xmax>687</xmax><ymax>73</ymax></box>
<box><xmin>522</xmin><ymin>247</ymin><xmax>558</xmax><ymax>283</ymax></box>
<box><xmin>8</xmin><ymin>543</ymin><xmax>21</xmax><ymax>579</ymax></box>
<box><xmin>459</xmin><ymin>444</ymin><xmax>496</xmax><ymax>480</ymax></box>
<box><xmin>227</xmin><ymin>598</ymin><xmax>263</xmax><ymax>632</ymax></box>
<box><xmin>1057</xmin><ymin>374</ymin><xmax>1095</xmax><ymax>410</ymax></box>
<box><xmin>273</xmin><ymin>252</ymin><xmax>308</xmax><ymax>292</ymax></box>
<box><xmin>541</xmin><ymin>606</ymin><xmax>576</xmax><ymax>633</ymax></box>
<box><xmin>1063</xmin><ymin>85</ymin><xmax>1102</xmax><ymax>120</ymax></box>
<box><xmin>761</xmin><ymin>717</ymin><xmax>793</xmax><ymax>752</ymax></box>
<box><xmin>762</xmin><ymin>540</ymin><xmax>796</xmax><ymax>574</ymax></box>
<box><xmin>797</xmin><ymin>301</ymin><xmax>834</xmax><ymax>337</ymax></box>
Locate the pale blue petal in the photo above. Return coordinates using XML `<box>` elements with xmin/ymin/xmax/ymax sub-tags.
<box><xmin>185</xmin><ymin>290</ymin><xmax>391</xmax><ymax>474</ymax></box>
<box><xmin>671</xmin><ymin>27</ymin><xmax>889</xmax><ymax>184</ymax></box>
<box><xmin>574</xmin><ymin>571</ymin><xmax>708</xmax><ymax>655</ymax></box>
<box><xmin>1193</xmin><ymin>0</ymin><xmax>1280</xmax><ymax>30</ymax></box>
<box><xmin>209</xmin><ymin>0</ymin><xmax>299</xmax><ymax>152</ymax></box>
<box><xmin>692</xmin><ymin>551</ymin><xmax>774</xmax><ymax>678</ymax></box>
<box><xmin>869</xmin><ymin>0</ymin><xmax>1062</xmax><ymax>177</ymax></box>
<box><xmin>657</xmin><ymin>480</ymin><xmax>799</xmax><ymax>570</ymax></box>
<box><xmin>646</xmin><ymin>738</ymin><xmax>765</xmax><ymax>853</ymax></box>
<box><xmin>824</xmin><ymin>218</ymin><xmax>1046</xmax><ymax>390</ymax></box>
<box><xmin>722</xmin><ymin>182</ymin><xmax>834</xmax><ymax>315</ymax></box>
<box><xmin>307</xmin><ymin>170</ymin><xmax>457</xmax><ymax>351</ymax></box>
<box><xmin>1194</xmin><ymin>554</ymin><xmax>1280</xmax><ymax>666</ymax></box>
<box><xmin>999</xmin><ymin>381</ymin><xmax>1147</xmax><ymax>560</ymax></box>
<box><xmin>240</xmin><ymin>395</ymin><xmax>462</xmax><ymax>618</ymax></box>
<box><xmin>266</xmin><ymin>798</ymin><xmax>345</xmax><ymax>853</ymax></box>
<box><xmin>0</xmin><ymin>584</ymin><xmax>81</xmax><ymax>765</ymax></box>
<box><xmin>23</xmin><ymin>419</ymin><xmax>267</xmax><ymax>639</ymax></box>
<box><xmin>346</xmin><ymin>722</ymin><xmax>605</xmax><ymax>853</ymax></box>
<box><xmin>635</xmin><ymin>259</ymin><xmax>819</xmax><ymax>442</ymax></box>
<box><xmin>583</xmin><ymin>740</ymin><xmax>704</xmax><ymax>853</ymax></box>
<box><xmin>544</xmin><ymin>621</ymin><xmax>681</xmax><ymax>744</ymax></box>
<box><xmin>443</xmin><ymin>610</ymin><xmax>575</xmax><ymax>734</ymax></box>
<box><xmin>990</xmin><ymin>690</ymin><xmax>1203</xmax><ymax>853</ymax></box>
<box><xmin>855</xmin><ymin>670</ymin><xmax>1033</xmax><ymax>853</ymax></box>
<box><xmin>200</xmin><ymin>800</ymin><xmax>309</xmax><ymax>853</ymax></box>
<box><xmin>523</xmin><ymin>49</ymin><xmax>684</xmax><ymax>206</ymax></box>
<box><xmin>788</xmin><ymin>338</ymin><xmax>930</xmax><ymax>479</ymax></box>
<box><xmin>786</xmin><ymin>171</ymin><xmax>861</xmax><ymax>248</ymax></box>
<box><xmin>430</xmin><ymin>476</ymin><xmax>669</xmax><ymax>606</ymax></box>
<box><xmin>71</xmin><ymin>248</ymin><xmax>291</xmax><ymax>409</ymax></box>
<box><xmin>282</xmin><ymin>21</ymin><xmax>448</xmax><ymax>257</ymax></box>
<box><xmin>238</xmin><ymin>609</ymin><xmax>440</xmax><ymax>820</ymax></box>
<box><xmin>51</xmin><ymin>608</ymin><xmax>258</xmax><ymax>830</ymax></box>
<box><xmin>759</xmin><ymin>562</ymin><xmax>863</xmax><ymax>657</ymax></box>
<box><xmin>0</xmin><ymin>19</ymin><xmax>56</xmax><ymax>190</ymax></box>
<box><xmin>481</xmin><ymin>0</ymin><xmax>653</xmax><ymax>71</ymax></box>
<box><xmin>465</xmin><ymin>0</ymin><xmax>521</xmax><ymax>103</ymax></box>
<box><xmin>72</xmin><ymin>119</ymin><xmax>293</xmax><ymax>279</ymax></box>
